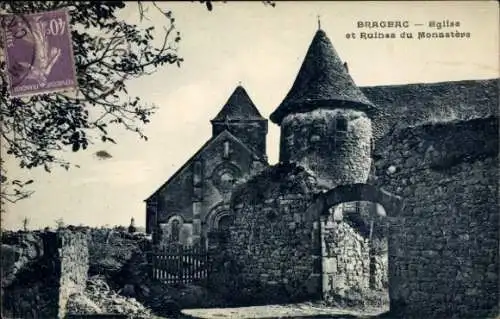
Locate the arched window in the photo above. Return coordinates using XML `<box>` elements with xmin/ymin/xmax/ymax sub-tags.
<box><xmin>171</xmin><ymin>220</ymin><xmax>180</xmax><ymax>242</ymax></box>
<box><xmin>296</xmin><ymin>126</ymin><xmax>308</xmax><ymax>151</ymax></box>
<box><xmin>220</xmin><ymin>172</ymin><xmax>236</xmax><ymax>189</ymax></box>
<box><xmin>212</xmin><ymin>163</ymin><xmax>242</xmax><ymax>194</ymax></box>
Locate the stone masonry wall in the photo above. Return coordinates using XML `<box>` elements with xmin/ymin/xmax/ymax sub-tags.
<box><xmin>2</xmin><ymin>230</ymin><xmax>89</xmax><ymax>319</ymax></box>
<box><xmin>375</xmin><ymin>117</ymin><xmax>499</xmax><ymax>319</ymax></box>
<box><xmin>370</xmin><ymin>238</ymin><xmax>388</xmax><ymax>291</ymax></box>
<box><xmin>280</xmin><ymin>108</ymin><xmax>372</xmax><ymax>189</ymax></box>
<box><xmin>212</xmin><ymin>120</ymin><xmax>268</xmax><ymax>157</ymax></box>
<box><xmin>214</xmin><ymin>163</ymin><xmax>326</xmax><ymax>305</ymax></box>
<box><xmin>58</xmin><ymin>230</ymin><xmax>89</xmax><ymax>318</ymax></box>
<box><xmin>224</xmin><ymin>195</ymin><xmax>317</xmax><ymax>304</ymax></box>
<box><xmin>321</xmin><ymin>218</ymin><xmax>370</xmax><ymax>306</ymax></box>
<box><xmin>2</xmin><ymin>232</ymin><xmax>59</xmax><ymax>319</ymax></box>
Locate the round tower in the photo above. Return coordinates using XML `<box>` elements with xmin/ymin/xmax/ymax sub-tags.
<box><xmin>270</xmin><ymin>28</ymin><xmax>377</xmax><ymax>188</ymax></box>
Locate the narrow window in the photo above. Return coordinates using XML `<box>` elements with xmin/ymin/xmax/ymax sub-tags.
<box><xmin>193</xmin><ymin>161</ymin><xmax>202</xmax><ymax>186</ymax></box>
<box><xmin>335</xmin><ymin>117</ymin><xmax>348</xmax><ymax>148</ymax></box>
<box><xmin>299</xmin><ymin>126</ymin><xmax>309</xmax><ymax>150</ymax></box>
<box><xmin>171</xmin><ymin>220</ymin><xmax>180</xmax><ymax>242</ymax></box>
<box><xmin>223</xmin><ymin>141</ymin><xmax>230</xmax><ymax>159</ymax></box>
<box><xmin>336</xmin><ymin>117</ymin><xmax>348</xmax><ymax>132</ymax></box>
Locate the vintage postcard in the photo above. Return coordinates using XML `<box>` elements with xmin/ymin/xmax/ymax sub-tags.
<box><xmin>1</xmin><ymin>1</ymin><xmax>498</xmax><ymax>319</ymax></box>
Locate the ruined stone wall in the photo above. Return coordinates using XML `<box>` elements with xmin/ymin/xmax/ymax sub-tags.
<box><xmin>2</xmin><ymin>230</ymin><xmax>89</xmax><ymax>319</ymax></box>
<box><xmin>2</xmin><ymin>232</ymin><xmax>59</xmax><ymax>318</ymax></box>
<box><xmin>58</xmin><ymin>230</ymin><xmax>89</xmax><ymax>318</ymax></box>
<box><xmin>279</xmin><ymin>108</ymin><xmax>372</xmax><ymax>189</ymax></box>
<box><xmin>225</xmin><ymin>195</ymin><xmax>318</xmax><ymax>304</ymax></box>
<box><xmin>375</xmin><ymin>117</ymin><xmax>499</xmax><ymax>319</ymax></box>
<box><xmin>370</xmin><ymin>237</ymin><xmax>388</xmax><ymax>291</ymax></box>
<box><xmin>321</xmin><ymin>219</ymin><xmax>370</xmax><ymax>306</ymax></box>
<box><xmin>213</xmin><ymin>163</ymin><xmax>325</xmax><ymax>305</ymax></box>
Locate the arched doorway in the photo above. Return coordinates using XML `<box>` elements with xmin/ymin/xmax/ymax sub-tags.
<box><xmin>217</xmin><ymin>214</ymin><xmax>234</xmax><ymax>232</ymax></box>
<box><xmin>205</xmin><ymin>204</ymin><xmax>234</xmax><ymax>246</ymax></box>
<box><xmin>307</xmin><ymin>183</ymin><xmax>403</xmax><ymax>310</ymax></box>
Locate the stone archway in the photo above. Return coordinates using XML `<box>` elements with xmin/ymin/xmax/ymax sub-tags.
<box><xmin>205</xmin><ymin>203</ymin><xmax>234</xmax><ymax>246</ymax></box>
<box><xmin>308</xmin><ymin>183</ymin><xmax>403</xmax><ymax>220</ymax></box>
<box><xmin>205</xmin><ymin>203</ymin><xmax>233</xmax><ymax>231</ymax></box>
<box><xmin>306</xmin><ymin>183</ymin><xmax>403</xmax><ymax>308</ymax></box>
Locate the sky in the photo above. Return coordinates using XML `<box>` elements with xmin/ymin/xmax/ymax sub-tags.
<box><xmin>2</xmin><ymin>1</ymin><xmax>499</xmax><ymax>230</ymax></box>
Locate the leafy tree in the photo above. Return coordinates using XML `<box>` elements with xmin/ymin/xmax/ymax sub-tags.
<box><xmin>0</xmin><ymin>1</ymin><xmax>275</xmax><ymax>210</ymax></box>
<box><xmin>0</xmin><ymin>1</ymin><xmax>181</xmax><ymax>205</ymax></box>
<box><xmin>0</xmin><ymin>163</ymin><xmax>34</xmax><ymax>205</ymax></box>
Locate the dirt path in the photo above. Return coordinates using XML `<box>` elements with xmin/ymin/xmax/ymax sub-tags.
<box><xmin>181</xmin><ymin>302</ymin><xmax>386</xmax><ymax>319</ymax></box>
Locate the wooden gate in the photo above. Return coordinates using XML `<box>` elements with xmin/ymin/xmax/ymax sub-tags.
<box><xmin>151</xmin><ymin>244</ymin><xmax>210</xmax><ymax>284</ymax></box>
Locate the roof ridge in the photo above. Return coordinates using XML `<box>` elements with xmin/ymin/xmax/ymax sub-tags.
<box><xmin>360</xmin><ymin>77</ymin><xmax>500</xmax><ymax>89</ymax></box>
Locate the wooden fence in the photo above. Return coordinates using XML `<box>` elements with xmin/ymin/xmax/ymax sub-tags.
<box><xmin>151</xmin><ymin>244</ymin><xmax>210</xmax><ymax>284</ymax></box>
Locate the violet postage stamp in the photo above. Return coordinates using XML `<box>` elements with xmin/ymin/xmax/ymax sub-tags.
<box><xmin>1</xmin><ymin>9</ymin><xmax>77</xmax><ymax>98</ymax></box>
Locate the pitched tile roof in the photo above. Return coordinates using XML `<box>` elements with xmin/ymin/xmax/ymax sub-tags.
<box><xmin>212</xmin><ymin>85</ymin><xmax>264</xmax><ymax>122</ymax></box>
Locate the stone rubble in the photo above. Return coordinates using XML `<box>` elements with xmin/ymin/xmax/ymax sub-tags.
<box><xmin>67</xmin><ymin>275</ymin><xmax>155</xmax><ymax>319</ymax></box>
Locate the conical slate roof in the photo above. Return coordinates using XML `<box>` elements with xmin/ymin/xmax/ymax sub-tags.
<box><xmin>212</xmin><ymin>85</ymin><xmax>264</xmax><ymax>121</ymax></box>
<box><xmin>270</xmin><ymin>29</ymin><xmax>376</xmax><ymax>125</ymax></box>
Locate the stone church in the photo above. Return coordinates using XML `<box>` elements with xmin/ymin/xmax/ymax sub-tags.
<box><xmin>144</xmin><ymin>85</ymin><xmax>269</xmax><ymax>246</ymax></box>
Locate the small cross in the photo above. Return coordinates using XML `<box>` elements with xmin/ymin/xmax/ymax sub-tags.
<box><xmin>238</xmin><ymin>80</ymin><xmax>242</xmax><ymax>86</ymax></box>
<box><xmin>317</xmin><ymin>15</ymin><xmax>321</xmax><ymax>30</ymax></box>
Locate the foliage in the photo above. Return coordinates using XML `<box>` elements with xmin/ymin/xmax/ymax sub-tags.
<box><xmin>0</xmin><ymin>158</ymin><xmax>34</xmax><ymax>207</ymax></box>
<box><xmin>0</xmin><ymin>1</ymin><xmax>276</xmax><ymax>209</ymax></box>
<box><xmin>0</xmin><ymin>1</ymin><xmax>179</xmax><ymax>179</ymax></box>
<box><xmin>196</xmin><ymin>0</ymin><xmax>276</xmax><ymax>11</ymax></box>
<box><xmin>0</xmin><ymin>1</ymin><xmax>183</xmax><ymax>207</ymax></box>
